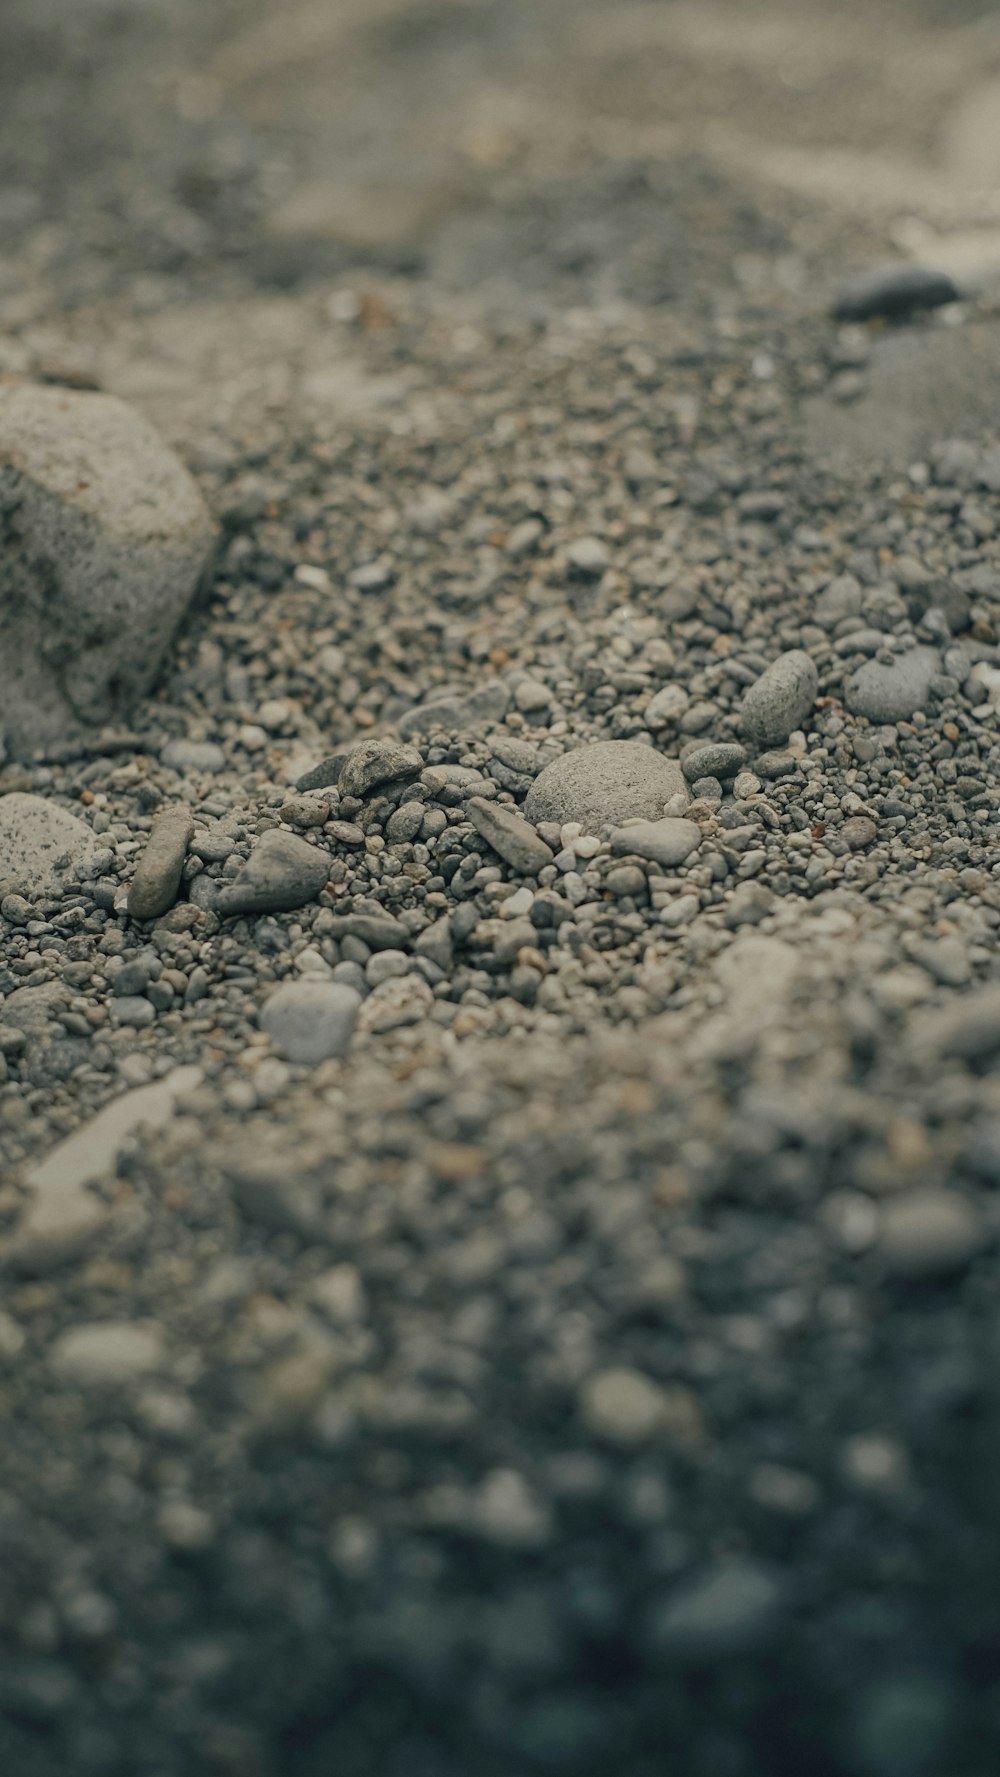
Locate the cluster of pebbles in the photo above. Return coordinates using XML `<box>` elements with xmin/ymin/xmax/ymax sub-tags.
<box><xmin>3</xmin><ymin>223</ymin><xmax>1000</xmax><ymax>1777</ymax></box>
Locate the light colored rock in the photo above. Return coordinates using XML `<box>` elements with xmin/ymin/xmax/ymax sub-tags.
<box><xmin>0</xmin><ymin>384</ymin><xmax>216</xmax><ymax>754</ymax></box>
<box><xmin>11</xmin><ymin>1065</ymin><xmax>203</xmax><ymax>1273</ymax></box>
<box><xmin>878</xmin><ymin>1188</ymin><xmax>984</xmax><ymax>1281</ymax></box>
<box><xmin>844</xmin><ymin>647</ymin><xmax>940</xmax><ymax>723</ymax></box>
<box><xmin>49</xmin><ymin>1321</ymin><xmax>166</xmax><ymax>1386</ymax></box>
<box><xmin>610</xmin><ymin>817</ymin><xmax>701</xmax><ymax>869</ymax></box>
<box><xmin>0</xmin><ymin>793</ymin><xmax>97</xmax><ymax>893</ymax></box>
<box><xmin>338</xmin><ymin>737</ymin><xmax>423</xmax><ymax>798</ymax></box>
<box><xmin>525</xmin><ymin>742</ymin><xmax>687</xmax><ymax>834</ymax></box>
<box><xmin>259</xmin><ymin>979</ymin><xmax>360</xmax><ymax>1064</ymax></box>
<box><xmin>579</xmin><ymin>1367</ymin><xmax>670</xmax><ymax>1447</ymax></box>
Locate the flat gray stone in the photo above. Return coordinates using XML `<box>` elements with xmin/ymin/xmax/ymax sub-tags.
<box><xmin>610</xmin><ymin>817</ymin><xmax>701</xmax><ymax>869</ymax></box>
<box><xmin>259</xmin><ymin>978</ymin><xmax>360</xmax><ymax>1064</ymax></box>
<box><xmin>877</xmin><ymin>1188</ymin><xmax>984</xmax><ymax>1282</ymax></box>
<box><xmin>11</xmin><ymin>1064</ymin><xmax>202</xmax><ymax>1273</ymax></box>
<box><xmin>524</xmin><ymin>742</ymin><xmax>687</xmax><ymax>834</ymax></box>
<box><xmin>740</xmin><ymin>652</ymin><xmax>818</xmax><ymax>748</ymax></box>
<box><xmin>0</xmin><ymin>792</ymin><xmax>98</xmax><ymax>893</ymax></box>
<box><xmin>844</xmin><ymin>647</ymin><xmax>939</xmax><ymax>722</ymax></box>
<box><xmin>0</xmin><ymin>385</ymin><xmax>216</xmax><ymax>755</ymax></box>
<box><xmin>681</xmin><ymin>743</ymin><xmax>748</xmax><ymax>783</ymax></box>
<box><xmin>215</xmin><ymin>829</ymin><xmax>330</xmax><ymax>917</ymax></box>
<box><xmin>466</xmin><ymin>797</ymin><xmax>553</xmax><ymax>875</ymax></box>
<box><xmin>49</xmin><ymin>1321</ymin><xmax>166</xmax><ymax>1387</ymax></box>
<box><xmin>127</xmin><ymin>804</ymin><xmax>193</xmax><ymax>920</ymax></box>
<box><xmin>338</xmin><ymin>737</ymin><xmax>422</xmax><ymax>798</ymax></box>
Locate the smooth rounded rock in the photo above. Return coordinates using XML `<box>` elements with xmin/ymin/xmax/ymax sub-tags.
<box><xmin>844</xmin><ymin>648</ymin><xmax>939</xmax><ymax>723</ymax></box>
<box><xmin>524</xmin><ymin>742</ymin><xmax>687</xmax><ymax>834</ymax></box>
<box><xmin>740</xmin><ymin>652</ymin><xmax>818</xmax><ymax>748</ymax></box>
<box><xmin>259</xmin><ymin>979</ymin><xmax>361</xmax><ymax>1064</ymax></box>
<box><xmin>646</xmin><ymin>1560</ymin><xmax>784</xmax><ymax>1661</ymax></box>
<box><xmin>610</xmin><ymin>817</ymin><xmax>701</xmax><ymax>869</ymax></box>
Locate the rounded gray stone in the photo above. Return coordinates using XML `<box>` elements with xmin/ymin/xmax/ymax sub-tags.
<box><xmin>259</xmin><ymin>979</ymin><xmax>361</xmax><ymax>1064</ymax></box>
<box><xmin>610</xmin><ymin>817</ymin><xmax>701</xmax><ymax>869</ymax></box>
<box><xmin>877</xmin><ymin>1188</ymin><xmax>984</xmax><ymax>1281</ymax></box>
<box><xmin>524</xmin><ymin>742</ymin><xmax>688</xmax><ymax>834</ymax></box>
<box><xmin>0</xmin><ymin>792</ymin><xmax>98</xmax><ymax>893</ymax></box>
<box><xmin>844</xmin><ymin>647</ymin><xmax>940</xmax><ymax>723</ymax></box>
<box><xmin>0</xmin><ymin>384</ymin><xmax>216</xmax><ymax>755</ymax></box>
<box><xmin>127</xmin><ymin>804</ymin><xmax>193</xmax><ymax>921</ymax></box>
<box><xmin>739</xmin><ymin>651</ymin><xmax>818</xmax><ymax>748</ymax></box>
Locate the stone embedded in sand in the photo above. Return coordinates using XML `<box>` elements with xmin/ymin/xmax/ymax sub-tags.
<box><xmin>0</xmin><ymin>383</ymin><xmax>216</xmax><ymax>755</ymax></box>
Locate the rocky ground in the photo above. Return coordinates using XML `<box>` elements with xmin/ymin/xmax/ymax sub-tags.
<box><xmin>4</xmin><ymin>3</ymin><xmax>1000</xmax><ymax>1775</ymax></box>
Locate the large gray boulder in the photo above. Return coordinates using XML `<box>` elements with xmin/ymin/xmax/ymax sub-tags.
<box><xmin>0</xmin><ymin>384</ymin><xmax>216</xmax><ymax>755</ymax></box>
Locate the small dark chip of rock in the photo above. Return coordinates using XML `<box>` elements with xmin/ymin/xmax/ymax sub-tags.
<box><xmin>832</xmin><ymin>264</ymin><xmax>959</xmax><ymax>324</ymax></box>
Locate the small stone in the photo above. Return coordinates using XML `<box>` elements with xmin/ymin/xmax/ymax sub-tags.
<box><xmin>215</xmin><ymin>830</ymin><xmax>330</xmax><ymax>917</ymax></box>
<box><xmin>646</xmin><ymin>1560</ymin><xmax>784</xmax><ymax>1660</ymax></box>
<box><xmin>877</xmin><ymin>1188</ymin><xmax>983</xmax><ymax>1281</ymax></box>
<box><xmin>161</xmin><ymin>738</ymin><xmax>226</xmax><ymax>775</ymax></box>
<box><xmin>610</xmin><ymin>817</ymin><xmax>701</xmax><ymax>869</ymax></box>
<box><xmin>841</xmin><ymin>816</ymin><xmax>877</xmax><ymax>850</ymax></box>
<box><xmin>0</xmin><ymin>793</ymin><xmax>97</xmax><ymax>893</ymax></box>
<box><xmin>227</xmin><ymin>1157</ymin><xmax>322</xmax><ymax>1237</ymax></box>
<box><xmin>566</xmin><ymin>537</ymin><xmax>610</xmax><ymax>579</ymax></box>
<box><xmin>0</xmin><ymin>384</ymin><xmax>216</xmax><ymax>754</ymax></box>
<box><xmin>740</xmin><ymin>652</ymin><xmax>818</xmax><ymax>748</ymax></box>
<box><xmin>466</xmin><ymin>798</ymin><xmax>553</xmax><ymax>875</ymax></box>
<box><xmin>644</xmin><ymin>685</ymin><xmax>689</xmax><ymax>730</ymax></box>
<box><xmin>833</xmin><ymin>264</ymin><xmax>958</xmax><ymax>323</ymax></box>
<box><xmin>579</xmin><ymin>1367</ymin><xmax>669</xmax><ymax>1447</ymax></box>
<box><xmin>49</xmin><ymin>1321</ymin><xmax>166</xmax><ymax>1387</ymax></box>
<box><xmin>681</xmin><ymin>743</ymin><xmax>748</xmax><ymax>782</ymax></box>
<box><xmin>338</xmin><ymin>737</ymin><xmax>423</xmax><ymax>798</ymax></box>
<box><xmin>295</xmin><ymin>752</ymin><xmax>346</xmax><ymax>793</ymax></box>
<box><xmin>127</xmin><ymin>804</ymin><xmax>193</xmax><ymax>920</ymax></box>
<box><xmin>259</xmin><ymin>979</ymin><xmax>360</xmax><ymax>1064</ymax></box>
<box><xmin>844</xmin><ymin>648</ymin><xmax>939</xmax><ymax>722</ymax></box>
<box><xmin>525</xmin><ymin>742</ymin><xmax>687</xmax><ymax>834</ymax></box>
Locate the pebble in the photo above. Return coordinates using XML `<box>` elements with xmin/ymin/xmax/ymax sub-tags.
<box><xmin>681</xmin><ymin>743</ymin><xmax>748</xmax><ymax>782</ymax></box>
<box><xmin>258</xmin><ymin>978</ymin><xmax>360</xmax><ymax>1064</ymax></box>
<box><xmin>877</xmin><ymin>1188</ymin><xmax>984</xmax><ymax>1281</ymax></box>
<box><xmin>126</xmin><ymin>804</ymin><xmax>193</xmax><ymax>920</ymax></box>
<box><xmin>609</xmin><ymin>817</ymin><xmax>701</xmax><ymax>868</ymax></box>
<box><xmin>338</xmin><ymin>737</ymin><xmax>423</xmax><ymax>798</ymax></box>
<box><xmin>0</xmin><ymin>384</ymin><xmax>215</xmax><ymax>754</ymax></box>
<box><xmin>0</xmin><ymin>792</ymin><xmax>97</xmax><ymax>893</ymax></box>
<box><xmin>49</xmin><ymin>1321</ymin><xmax>166</xmax><ymax>1387</ymax></box>
<box><xmin>466</xmin><ymin>797</ymin><xmax>554</xmax><ymax>875</ymax></box>
<box><xmin>832</xmin><ymin>263</ymin><xmax>958</xmax><ymax>323</ymax></box>
<box><xmin>565</xmin><ymin>537</ymin><xmax>610</xmax><ymax>579</ymax></box>
<box><xmin>740</xmin><ymin>651</ymin><xmax>818</xmax><ymax>748</ymax></box>
<box><xmin>214</xmin><ymin>829</ymin><xmax>330</xmax><ymax>917</ymax></box>
<box><xmin>646</xmin><ymin>1560</ymin><xmax>784</xmax><ymax>1660</ymax></box>
<box><xmin>841</xmin><ymin>816</ymin><xmax>877</xmax><ymax>850</ymax></box>
<box><xmin>644</xmin><ymin>685</ymin><xmax>689</xmax><ymax>730</ymax></box>
<box><xmin>295</xmin><ymin>752</ymin><xmax>346</xmax><ymax>792</ymax></box>
<box><xmin>844</xmin><ymin>647</ymin><xmax>940</xmax><ymax>722</ymax></box>
<box><xmin>525</xmin><ymin>742</ymin><xmax>687</xmax><ymax>834</ymax></box>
